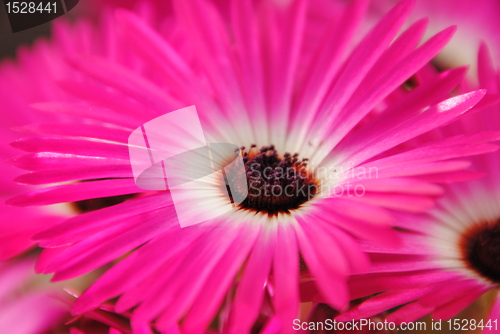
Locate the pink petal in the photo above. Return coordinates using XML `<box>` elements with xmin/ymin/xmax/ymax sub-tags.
<box><xmin>8</xmin><ymin>153</ymin><xmax>129</xmax><ymax>172</ymax></box>
<box><xmin>337</xmin><ymin>287</ymin><xmax>432</xmax><ymax>321</ymax></box>
<box><xmin>315</xmin><ymin>0</ymin><xmax>415</xmax><ymax>134</ymax></box>
<box><xmin>68</xmin><ymin>56</ymin><xmax>179</xmax><ymax>114</ymax></box>
<box><xmin>485</xmin><ymin>295</ymin><xmax>500</xmax><ymax>333</ymax></box>
<box><xmin>432</xmin><ymin>286</ymin><xmax>488</xmax><ymax>320</ymax></box>
<box><xmin>272</xmin><ymin>224</ymin><xmax>300</xmax><ymax>334</ymax></box>
<box><xmin>313</xmin><ymin>197</ymin><xmax>394</xmax><ymax>225</ymax></box>
<box><xmin>46</xmin><ymin>206</ymin><xmax>177</xmax><ymax>280</ymax></box>
<box><xmin>15</xmin><ymin>165</ymin><xmax>132</xmax><ymax>185</ymax></box>
<box><xmin>74</xmin><ymin>228</ymin><xmax>202</xmax><ymax>314</ymax></box>
<box><xmin>31</xmin><ymin>102</ymin><xmax>140</xmax><ymax>129</ymax></box>
<box><xmin>346</xmin><ymin>90</ymin><xmax>486</xmax><ymax>165</ymax></box>
<box><xmin>35</xmin><ymin>193</ymin><xmax>171</xmax><ymax>247</ymax></box>
<box><xmin>295</xmin><ymin>217</ymin><xmax>349</xmax><ymax>311</ymax></box>
<box><xmin>177</xmin><ymin>225</ymin><xmax>260</xmax><ymax>334</ymax></box>
<box><xmin>386</xmin><ymin>302</ymin><xmax>435</xmax><ymax>324</ymax></box>
<box><xmin>7</xmin><ymin>179</ymin><xmax>143</xmax><ymax>207</ymax></box>
<box><xmin>10</xmin><ymin>137</ymin><xmax>131</xmax><ymax>160</ymax></box>
<box><xmin>15</xmin><ymin>123</ymin><xmax>130</xmax><ymax>143</ymax></box>
<box><xmin>227</xmin><ymin>228</ymin><xmax>274</xmax><ymax>334</ymax></box>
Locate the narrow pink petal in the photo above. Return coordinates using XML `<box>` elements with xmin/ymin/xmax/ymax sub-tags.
<box><xmin>178</xmin><ymin>225</ymin><xmax>260</xmax><ymax>334</ymax></box>
<box><xmin>83</xmin><ymin>309</ymin><xmax>132</xmax><ymax>334</ymax></box>
<box><xmin>173</xmin><ymin>0</ymin><xmax>247</xmax><ymax>121</ymax></box>
<box><xmin>367</xmin><ymin>253</ymin><xmax>439</xmax><ymax>273</ymax></box>
<box><xmin>346</xmin><ymin>90</ymin><xmax>486</xmax><ymax>165</ymax></box>
<box><xmin>31</xmin><ymin>102</ymin><xmax>140</xmax><ymax>129</ymax></box>
<box><xmin>114</xmin><ymin>10</ymin><xmax>226</xmax><ymax>134</ymax></box>
<box><xmin>15</xmin><ymin>165</ymin><xmax>132</xmax><ymax>185</ymax></box>
<box><xmin>337</xmin><ymin>287</ymin><xmax>432</xmax><ymax>321</ymax></box>
<box><xmin>267</xmin><ymin>0</ymin><xmax>307</xmax><ymax>128</ymax></box>
<box><xmin>416</xmin><ymin>170</ymin><xmax>486</xmax><ymax>183</ymax></box>
<box><xmin>10</xmin><ymin>137</ymin><xmax>131</xmax><ymax>160</ymax></box>
<box><xmin>334</xmin><ymin>66</ymin><xmax>467</xmax><ymax>159</ymax></box>
<box><xmin>131</xmin><ymin>223</ymin><xmax>238</xmax><ymax>324</ymax></box>
<box><xmin>419</xmin><ymin>279</ymin><xmax>483</xmax><ymax>307</ymax></box>
<box><xmin>57</xmin><ymin>77</ymin><xmax>164</xmax><ymax>121</ymax></box>
<box><xmin>366</xmin><ymin>160</ymin><xmax>472</xmax><ymax>180</ymax></box>
<box><xmin>15</xmin><ymin>123</ymin><xmax>130</xmax><ymax>143</ymax></box>
<box><xmin>116</xmin><ymin>260</ymin><xmax>176</xmax><ymax>314</ymax></box>
<box><xmin>35</xmin><ymin>193</ymin><xmax>171</xmax><ymax>247</ymax></box>
<box><xmin>318</xmin><ymin>210</ymin><xmax>400</xmax><ymax>246</ymax></box>
<box><xmin>295</xmin><ymin>0</ymin><xmax>369</xmax><ymax>117</ymax></box>
<box><xmin>359</xmin><ymin>233</ymin><xmax>434</xmax><ymax>255</ymax></box>
<box><xmin>478</xmin><ymin>43</ymin><xmax>498</xmax><ymax>93</ymax></box>
<box><xmin>363</xmin><ymin>131</ymin><xmax>500</xmax><ymax>170</ymax></box>
<box><xmin>432</xmin><ymin>287</ymin><xmax>488</xmax><ymax>320</ymax></box>
<box><xmin>272</xmin><ymin>223</ymin><xmax>300</xmax><ymax>334</ymax></box>
<box><xmin>131</xmin><ymin>322</ymin><xmax>156</xmax><ymax>334</ymax></box>
<box><xmin>260</xmin><ymin>317</ymin><xmax>282</xmax><ymax>334</ymax></box>
<box><xmin>386</xmin><ymin>302</ymin><xmax>435</xmax><ymax>324</ymax></box>
<box><xmin>314</xmin><ymin>0</ymin><xmax>415</xmax><ymax>132</ymax></box>
<box><xmin>35</xmin><ymin>246</ymin><xmax>69</xmax><ymax>274</ymax></box>
<box><xmin>321</xmin><ymin>224</ymin><xmax>370</xmax><ymax>274</ymax></box>
<box><xmin>313</xmin><ymin>197</ymin><xmax>394</xmax><ymax>225</ymax></box>
<box><xmin>348</xmin><ymin>177</ymin><xmax>444</xmax><ymax>196</ymax></box>
<box><xmin>354</xmin><ymin>18</ymin><xmax>428</xmax><ymax>97</ymax></box>
<box><xmin>7</xmin><ymin>178</ymin><xmax>142</xmax><ymax>207</ymax></box>
<box><xmin>485</xmin><ymin>296</ymin><xmax>500</xmax><ymax>333</ymax></box>
<box><xmin>73</xmin><ymin>228</ymin><xmax>201</xmax><ymax>314</ymax></box>
<box><xmin>349</xmin><ymin>192</ymin><xmax>435</xmax><ymax>212</ymax></box>
<box><xmin>47</xmin><ymin>207</ymin><xmax>177</xmax><ymax>280</ymax></box>
<box><xmin>230</xmin><ymin>0</ymin><xmax>267</xmax><ymax>126</ymax></box>
<box><xmin>333</xmin><ymin>25</ymin><xmax>457</xmax><ymax>143</ymax></box>
<box><xmin>348</xmin><ymin>271</ymin><xmax>458</xmax><ymax>300</ymax></box>
<box><xmin>227</xmin><ymin>228</ymin><xmax>274</xmax><ymax>334</ymax></box>
<box><xmin>7</xmin><ymin>153</ymin><xmax>129</xmax><ymax>171</ymax></box>
<box><xmin>295</xmin><ymin>217</ymin><xmax>349</xmax><ymax>311</ymax></box>
<box><xmin>290</xmin><ymin>0</ymin><xmax>369</xmax><ymax>153</ymax></box>
<box><xmin>68</xmin><ymin>56</ymin><xmax>179</xmax><ymax>114</ymax></box>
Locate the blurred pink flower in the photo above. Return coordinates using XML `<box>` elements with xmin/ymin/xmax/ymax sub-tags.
<box><xmin>4</xmin><ymin>0</ymin><xmax>500</xmax><ymax>333</ymax></box>
<box><xmin>370</xmin><ymin>0</ymin><xmax>500</xmax><ymax>80</ymax></box>
<box><xmin>0</xmin><ymin>257</ymin><xmax>68</xmax><ymax>334</ymax></box>
<box><xmin>337</xmin><ymin>45</ymin><xmax>500</xmax><ymax>330</ymax></box>
<box><xmin>0</xmin><ymin>256</ymin><xmax>139</xmax><ymax>334</ymax></box>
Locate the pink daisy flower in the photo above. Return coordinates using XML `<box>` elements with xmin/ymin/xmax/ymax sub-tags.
<box><xmin>0</xmin><ymin>257</ymin><xmax>68</xmax><ymax>334</ymax></box>
<box><xmin>0</xmin><ymin>34</ymin><xmax>77</xmax><ymax>260</ymax></box>
<box><xmin>5</xmin><ymin>0</ymin><xmax>500</xmax><ymax>332</ymax></box>
<box><xmin>337</xmin><ymin>45</ymin><xmax>500</xmax><ymax>330</ymax></box>
<box><xmin>0</xmin><ymin>2</ymin><xmax>170</xmax><ymax>258</ymax></box>
<box><xmin>0</xmin><ymin>256</ymin><xmax>142</xmax><ymax>334</ymax></box>
<box><xmin>370</xmin><ymin>0</ymin><xmax>500</xmax><ymax>79</ymax></box>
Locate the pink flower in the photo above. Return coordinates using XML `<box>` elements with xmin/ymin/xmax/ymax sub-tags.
<box><xmin>337</xmin><ymin>45</ymin><xmax>500</xmax><ymax>330</ymax></box>
<box><xmin>5</xmin><ymin>0</ymin><xmax>500</xmax><ymax>332</ymax></box>
<box><xmin>0</xmin><ymin>257</ymin><xmax>68</xmax><ymax>334</ymax></box>
<box><xmin>0</xmin><ymin>30</ymin><xmax>80</xmax><ymax>260</ymax></box>
<box><xmin>370</xmin><ymin>0</ymin><xmax>500</xmax><ymax>80</ymax></box>
<box><xmin>0</xmin><ymin>256</ymin><xmax>141</xmax><ymax>334</ymax></box>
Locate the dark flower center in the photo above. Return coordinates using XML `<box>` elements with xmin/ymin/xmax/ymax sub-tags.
<box><xmin>461</xmin><ymin>220</ymin><xmax>500</xmax><ymax>284</ymax></box>
<box><xmin>231</xmin><ymin>145</ymin><xmax>317</xmax><ymax>214</ymax></box>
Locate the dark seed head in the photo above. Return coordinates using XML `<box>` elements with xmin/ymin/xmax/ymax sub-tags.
<box><xmin>229</xmin><ymin>145</ymin><xmax>317</xmax><ymax>214</ymax></box>
<box><xmin>461</xmin><ymin>219</ymin><xmax>500</xmax><ymax>285</ymax></box>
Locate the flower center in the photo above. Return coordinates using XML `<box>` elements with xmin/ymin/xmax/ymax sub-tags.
<box><xmin>231</xmin><ymin>145</ymin><xmax>318</xmax><ymax>214</ymax></box>
<box><xmin>461</xmin><ymin>220</ymin><xmax>500</xmax><ymax>285</ymax></box>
